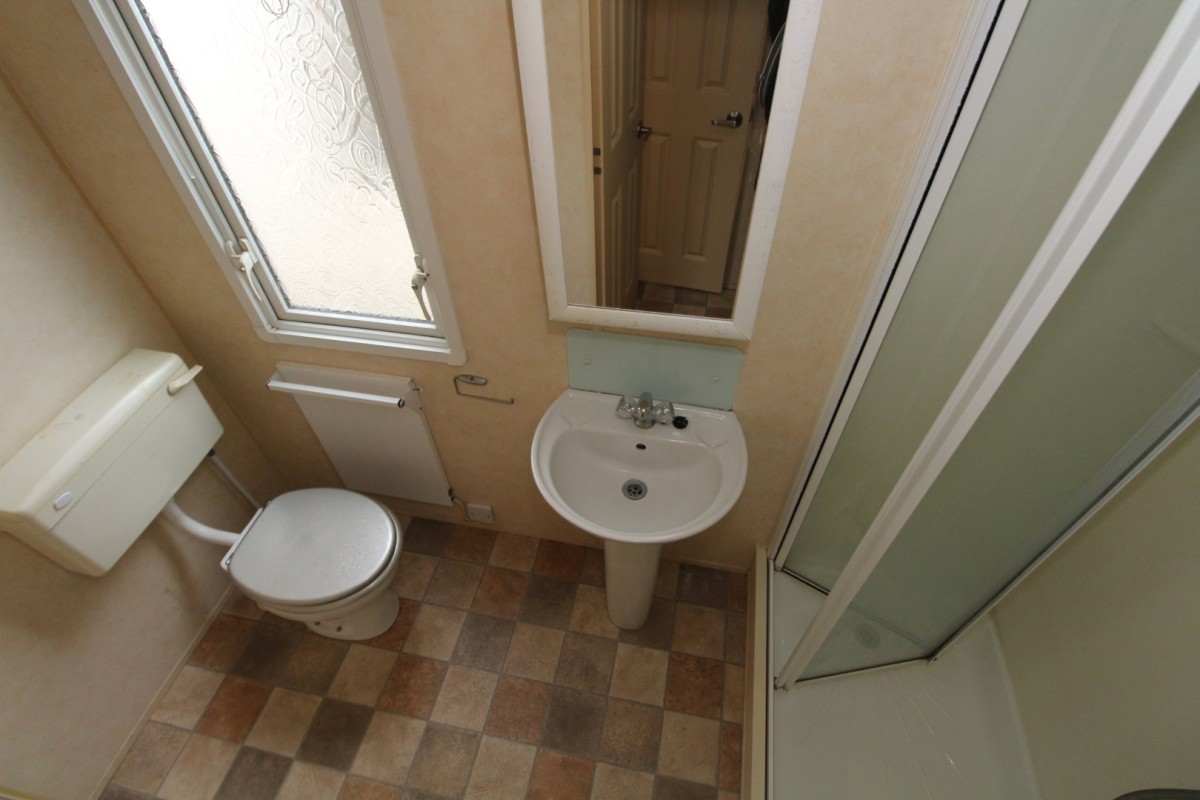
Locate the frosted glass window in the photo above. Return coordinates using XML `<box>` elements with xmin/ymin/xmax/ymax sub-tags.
<box><xmin>136</xmin><ymin>0</ymin><xmax>423</xmax><ymax>322</ymax></box>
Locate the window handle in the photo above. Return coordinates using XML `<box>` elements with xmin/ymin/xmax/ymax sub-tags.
<box><xmin>223</xmin><ymin>238</ymin><xmax>265</xmax><ymax>304</ymax></box>
<box><xmin>411</xmin><ymin>255</ymin><xmax>432</xmax><ymax>321</ymax></box>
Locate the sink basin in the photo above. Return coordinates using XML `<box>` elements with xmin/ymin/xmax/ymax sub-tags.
<box><xmin>532</xmin><ymin>389</ymin><xmax>747</xmax><ymax>543</ymax></box>
<box><xmin>531</xmin><ymin>388</ymin><xmax>747</xmax><ymax>627</ymax></box>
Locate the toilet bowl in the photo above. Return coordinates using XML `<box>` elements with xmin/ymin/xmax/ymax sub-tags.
<box><xmin>220</xmin><ymin>487</ymin><xmax>403</xmax><ymax>641</ymax></box>
<box><xmin>0</xmin><ymin>348</ymin><xmax>407</xmax><ymax>644</ymax></box>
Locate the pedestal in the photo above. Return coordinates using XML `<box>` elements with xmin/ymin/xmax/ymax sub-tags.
<box><xmin>604</xmin><ymin>539</ymin><xmax>662</xmax><ymax>629</ymax></box>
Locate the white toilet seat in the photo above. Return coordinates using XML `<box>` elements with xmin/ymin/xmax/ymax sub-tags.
<box><xmin>226</xmin><ymin>488</ymin><xmax>399</xmax><ymax>607</ymax></box>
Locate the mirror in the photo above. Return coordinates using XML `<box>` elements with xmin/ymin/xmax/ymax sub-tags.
<box><xmin>514</xmin><ymin>0</ymin><xmax>822</xmax><ymax>339</ymax></box>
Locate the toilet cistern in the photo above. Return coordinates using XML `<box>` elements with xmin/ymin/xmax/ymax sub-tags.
<box><xmin>0</xmin><ymin>348</ymin><xmax>407</xmax><ymax>642</ymax></box>
<box><xmin>616</xmin><ymin>392</ymin><xmax>675</xmax><ymax>429</ymax></box>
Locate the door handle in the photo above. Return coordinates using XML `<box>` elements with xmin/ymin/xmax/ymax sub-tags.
<box><xmin>710</xmin><ymin>111</ymin><xmax>744</xmax><ymax>129</ymax></box>
<box><xmin>635</xmin><ymin>121</ymin><xmax>653</xmax><ymax>140</ymax></box>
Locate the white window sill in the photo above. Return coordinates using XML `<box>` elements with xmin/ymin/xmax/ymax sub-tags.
<box><xmin>253</xmin><ymin>325</ymin><xmax>467</xmax><ymax>366</ymax></box>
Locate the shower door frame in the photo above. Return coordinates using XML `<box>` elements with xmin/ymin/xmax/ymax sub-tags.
<box><xmin>769</xmin><ymin>0</ymin><xmax>1022</xmax><ymax>586</ymax></box>
<box><xmin>770</xmin><ymin>0</ymin><xmax>1200</xmax><ymax>688</ymax></box>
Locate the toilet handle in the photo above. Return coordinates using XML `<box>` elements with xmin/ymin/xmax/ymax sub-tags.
<box><xmin>168</xmin><ymin>365</ymin><xmax>203</xmax><ymax>396</ymax></box>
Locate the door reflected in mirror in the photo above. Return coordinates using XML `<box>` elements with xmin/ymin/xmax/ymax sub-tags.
<box><xmin>547</xmin><ymin>0</ymin><xmax>784</xmax><ymax>317</ymax></box>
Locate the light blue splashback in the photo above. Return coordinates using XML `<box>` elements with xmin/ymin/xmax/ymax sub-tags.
<box><xmin>566</xmin><ymin>329</ymin><xmax>743</xmax><ymax>410</ymax></box>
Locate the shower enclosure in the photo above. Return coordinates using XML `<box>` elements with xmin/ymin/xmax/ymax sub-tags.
<box><xmin>765</xmin><ymin>0</ymin><xmax>1200</xmax><ymax>794</ymax></box>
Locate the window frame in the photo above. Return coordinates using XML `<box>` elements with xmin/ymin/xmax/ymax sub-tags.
<box><xmin>74</xmin><ymin>0</ymin><xmax>467</xmax><ymax>364</ymax></box>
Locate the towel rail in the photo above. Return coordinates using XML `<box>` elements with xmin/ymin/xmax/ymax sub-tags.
<box><xmin>265</xmin><ymin>363</ymin><xmax>451</xmax><ymax>505</ymax></box>
<box><xmin>266</xmin><ymin>377</ymin><xmax>409</xmax><ymax>408</ymax></box>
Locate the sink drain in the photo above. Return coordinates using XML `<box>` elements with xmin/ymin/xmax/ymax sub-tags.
<box><xmin>621</xmin><ymin>479</ymin><xmax>648</xmax><ymax>500</ymax></box>
<box><xmin>854</xmin><ymin>624</ymin><xmax>881</xmax><ymax>649</ymax></box>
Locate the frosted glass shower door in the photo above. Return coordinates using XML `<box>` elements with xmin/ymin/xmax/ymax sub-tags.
<box><xmin>801</xmin><ymin>85</ymin><xmax>1200</xmax><ymax>678</ymax></box>
<box><xmin>778</xmin><ymin>0</ymin><xmax>1200</xmax><ymax>681</ymax></box>
<box><xmin>781</xmin><ymin>0</ymin><xmax>1179</xmax><ymax>594</ymax></box>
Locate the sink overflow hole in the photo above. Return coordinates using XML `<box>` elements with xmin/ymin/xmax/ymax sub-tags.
<box><xmin>636</xmin><ymin>443</ymin><xmax>647</xmax><ymax>450</ymax></box>
<box><xmin>622</xmin><ymin>479</ymin><xmax>648</xmax><ymax>501</ymax></box>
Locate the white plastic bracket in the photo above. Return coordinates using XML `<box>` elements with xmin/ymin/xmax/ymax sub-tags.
<box><xmin>411</xmin><ymin>253</ymin><xmax>432</xmax><ymax>321</ymax></box>
<box><xmin>223</xmin><ymin>238</ymin><xmax>265</xmax><ymax>304</ymax></box>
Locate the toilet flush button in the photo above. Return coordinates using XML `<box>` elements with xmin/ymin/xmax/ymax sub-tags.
<box><xmin>53</xmin><ymin>491</ymin><xmax>76</xmax><ymax>511</ymax></box>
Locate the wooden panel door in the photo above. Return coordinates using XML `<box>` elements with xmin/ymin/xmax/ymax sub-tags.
<box><xmin>638</xmin><ymin>0</ymin><xmax>767</xmax><ymax>293</ymax></box>
<box><xmin>592</xmin><ymin>0</ymin><xmax>644</xmax><ymax>309</ymax></box>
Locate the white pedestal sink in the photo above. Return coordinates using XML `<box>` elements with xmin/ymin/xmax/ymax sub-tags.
<box><xmin>531</xmin><ymin>389</ymin><xmax>747</xmax><ymax>629</ymax></box>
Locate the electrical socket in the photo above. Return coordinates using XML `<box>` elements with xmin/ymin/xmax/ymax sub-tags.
<box><xmin>466</xmin><ymin>503</ymin><xmax>494</xmax><ymax>524</ymax></box>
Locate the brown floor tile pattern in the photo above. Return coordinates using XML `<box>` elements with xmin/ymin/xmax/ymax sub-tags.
<box><xmin>665</xmin><ymin>654</ymin><xmax>725</xmax><ymax>719</ymax></box>
<box><xmin>488</xmin><ymin>532</ymin><xmax>539</xmax><ymax>572</ymax></box>
<box><xmin>340</xmin><ymin>775</ymin><xmax>402</xmax><ymax>800</ymax></box>
<box><xmin>425</xmin><ymin>560</ymin><xmax>485</xmax><ymax>608</ymax></box>
<box><xmin>189</xmin><ymin>615</ymin><xmax>256</xmax><ymax>671</ymax></box>
<box><xmin>105</xmin><ymin>518</ymin><xmax>747</xmax><ymax>799</ymax></box>
<box><xmin>110</xmin><ymin>722</ymin><xmax>188</xmax><ymax>794</ymax></box>
<box><xmin>443</xmin><ymin>525</ymin><xmax>496</xmax><ymax>563</ymax></box>
<box><xmin>611</xmin><ymin>644</ymin><xmax>669</xmax><ymax>707</ymax></box>
<box><xmin>599</xmin><ymin>699</ymin><xmax>662</xmax><ymax>771</ymax></box>
<box><xmin>718</xmin><ymin>722</ymin><xmax>743</xmax><ymax>791</ymax></box>
<box><xmin>470</xmin><ymin>567</ymin><xmax>528</xmax><ymax>619</ymax></box>
<box><xmin>579</xmin><ymin>548</ymin><xmax>605</xmax><ymax>587</ymax></box>
<box><xmin>377</xmin><ymin>654</ymin><xmax>447</xmax><ymax>720</ymax></box>
<box><xmin>407</xmin><ymin>724</ymin><xmax>480</xmax><ymax>797</ymax></box>
<box><xmin>151</xmin><ymin>666</ymin><xmax>223</xmax><ymax>729</ymax></box>
<box><xmin>246</xmin><ymin>688</ymin><xmax>322</xmax><ymax>756</ymax></box>
<box><xmin>554</xmin><ymin>633</ymin><xmax>616</xmax><ymax>694</ymax></box>
<box><xmin>233</xmin><ymin>623</ymin><xmax>304</xmax><ymax>684</ymax></box>
<box><xmin>503</xmin><ymin>623</ymin><xmax>564</xmax><ymax>683</ymax></box>
<box><xmin>451</xmin><ymin>613</ymin><xmax>516</xmax><ymax>671</ymax></box>
<box><xmin>518</xmin><ymin>575</ymin><xmax>577</xmax><ymax>628</ymax></box>
<box><xmin>528</xmin><ymin>750</ymin><xmax>594</xmax><ymax>800</ymax></box>
<box><xmin>532</xmin><ymin>540</ymin><xmax>586</xmax><ymax>581</ymax></box>
<box><xmin>215</xmin><ymin>746</ymin><xmax>292</xmax><ymax>799</ymax></box>
<box><xmin>196</xmin><ymin>676</ymin><xmax>273</xmax><ymax>742</ymax></box>
<box><xmin>620</xmin><ymin>596</ymin><xmax>676</xmax><ymax>650</ymax></box>
<box><xmin>329</xmin><ymin>645</ymin><xmax>398</xmax><ymax>708</ymax></box>
<box><xmin>633</xmin><ymin>281</ymin><xmax>736</xmax><ymax>319</ymax></box>
<box><xmin>542</xmin><ymin>687</ymin><xmax>607</xmax><ymax>757</ymax></box>
<box><xmin>363</xmin><ymin>599</ymin><xmax>420</xmax><ymax>651</ymax></box>
<box><xmin>465</xmin><ymin>736</ymin><xmax>536</xmax><ymax>797</ymax></box>
<box><xmin>296</xmin><ymin>699</ymin><xmax>375</xmax><ymax>771</ymax></box>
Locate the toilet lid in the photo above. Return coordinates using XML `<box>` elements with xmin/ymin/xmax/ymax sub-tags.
<box><xmin>228</xmin><ymin>488</ymin><xmax>398</xmax><ymax>605</ymax></box>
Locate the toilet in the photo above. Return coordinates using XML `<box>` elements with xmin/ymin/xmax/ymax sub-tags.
<box><xmin>219</xmin><ymin>487</ymin><xmax>402</xmax><ymax>640</ymax></box>
<box><xmin>0</xmin><ymin>349</ymin><xmax>404</xmax><ymax>642</ymax></box>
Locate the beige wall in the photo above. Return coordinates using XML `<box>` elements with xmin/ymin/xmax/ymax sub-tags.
<box><xmin>993</xmin><ymin>421</ymin><xmax>1200</xmax><ymax>800</ymax></box>
<box><xmin>0</xmin><ymin>0</ymin><xmax>970</xmax><ymax>576</ymax></box>
<box><xmin>0</xmin><ymin>72</ymin><xmax>283</xmax><ymax>798</ymax></box>
<box><xmin>0</xmin><ymin>0</ymin><xmax>973</xmax><ymax>795</ymax></box>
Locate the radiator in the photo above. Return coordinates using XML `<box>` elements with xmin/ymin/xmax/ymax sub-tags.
<box><xmin>267</xmin><ymin>362</ymin><xmax>452</xmax><ymax>506</ymax></box>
